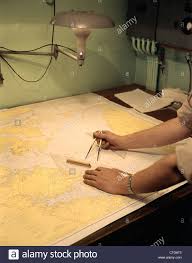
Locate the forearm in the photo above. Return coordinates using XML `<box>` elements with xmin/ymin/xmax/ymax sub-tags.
<box><xmin>131</xmin><ymin>153</ymin><xmax>184</xmax><ymax>194</ymax></box>
<box><xmin>123</xmin><ymin>117</ymin><xmax>191</xmax><ymax>150</ymax></box>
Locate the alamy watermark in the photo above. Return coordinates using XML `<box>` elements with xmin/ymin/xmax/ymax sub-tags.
<box><xmin>144</xmin><ymin>91</ymin><xmax>164</xmax><ymax>109</ymax></box>
<box><xmin>151</xmin><ymin>236</ymin><xmax>165</xmax><ymax>246</ymax></box>
<box><xmin>117</xmin><ymin>16</ymin><xmax>137</xmax><ymax>35</ymax></box>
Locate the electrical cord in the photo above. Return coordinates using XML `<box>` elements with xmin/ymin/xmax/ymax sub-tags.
<box><xmin>154</xmin><ymin>0</ymin><xmax>160</xmax><ymax>41</ymax></box>
<box><xmin>0</xmin><ymin>54</ymin><xmax>53</xmax><ymax>83</ymax></box>
<box><xmin>0</xmin><ymin>44</ymin><xmax>76</xmax><ymax>54</ymax></box>
<box><xmin>0</xmin><ymin>35</ymin><xmax>55</xmax><ymax>83</ymax></box>
<box><xmin>0</xmin><ymin>0</ymin><xmax>76</xmax><ymax>83</ymax></box>
<box><xmin>0</xmin><ymin>37</ymin><xmax>55</xmax><ymax>83</ymax></box>
<box><xmin>51</xmin><ymin>0</ymin><xmax>56</xmax><ymax>44</ymax></box>
<box><xmin>0</xmin><ymin>0</ymin><xmax>54</xmax><ymax>83</ymax></box>
<box><xmin>0</xmin><ymin>45</ymin><xmax>76</xmax><ymax>83</ymax></box>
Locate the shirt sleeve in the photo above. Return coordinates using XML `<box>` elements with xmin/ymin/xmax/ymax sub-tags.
<box><xmin>177</xmin><ymin>95</ymin><xmax>192</xmax><ymax>131</ymax></box>
<box><xmin>176</xmin><ymin>140</ymin><xmax>192</xmax><ymax>183</ymax></box>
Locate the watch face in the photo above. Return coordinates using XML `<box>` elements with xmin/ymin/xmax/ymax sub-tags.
<box><xmin>187</xmin><ymin>22</ymin><xmax>192</xmax><ymax>30</ymax></box>
<box><xmin>174</xmin><ymin>17</ymin><xmax>192</xmax><ymax>35</ymax></box>
<box><xmin>181</xmin><ymin>17</ymin><xmax>192</xmax><ymax>34</ymax></box>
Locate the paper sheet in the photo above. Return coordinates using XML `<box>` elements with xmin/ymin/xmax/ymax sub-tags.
<box><xmin>115</xmin><ymin>89</ymin><xmax>174</xmax><ymax>112</ymax></box>
<box><xmin>162</xmin><ymin>88</ymin><xmax>187</xmax><ymax>103</ymax></box>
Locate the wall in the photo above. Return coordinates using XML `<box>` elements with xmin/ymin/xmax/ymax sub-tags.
<box><xmin>0</xmin><ymin>0</ymin><xmax>135</xmax><ymax>109</ymax></box>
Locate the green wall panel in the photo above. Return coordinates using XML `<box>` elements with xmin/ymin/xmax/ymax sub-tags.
<box><xmin>0</xmin><ymin>0</ymin><xmax>135</xmax><ymax>108</ymax></box>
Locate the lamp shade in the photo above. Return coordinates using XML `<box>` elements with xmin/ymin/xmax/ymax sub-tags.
<box><xmin>50</xmin><ymin>11</ymin><xmax>115</xmax><ymax>29</ymax></box>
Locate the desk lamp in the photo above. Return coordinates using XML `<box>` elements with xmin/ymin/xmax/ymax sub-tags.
<box><xmin>0</xmin><ymin>10</ymin><xmax>115</xmax><ymax>83</ymax></box>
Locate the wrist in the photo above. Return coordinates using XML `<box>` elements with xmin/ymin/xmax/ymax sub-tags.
<box><xmin>122</xmin><ymin>134</ymin><xmax>134</xmax><ymax>150</ymax></box>
<box><xmin>119</xmin><ymin>172</ymin><xmax>136</xmax><ymax>195</ymax></box>
<box><xmin>120</xmin><ymin>135</ymin><xmax>129</xmax><ymax>150</ymax></box>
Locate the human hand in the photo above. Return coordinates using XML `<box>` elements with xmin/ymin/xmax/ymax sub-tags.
<box><xmin>83</xmin><ymin>167</ymin><xmax>129</xmax><ymax>195</ymax></box>
<box><xmin>93</xmin><ymin>130</ymin><xmax>127</xmax><ymax>151</ymax></box>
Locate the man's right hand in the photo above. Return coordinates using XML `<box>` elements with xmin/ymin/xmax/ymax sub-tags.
<box><xmin>93</xmin><ymin>131</ymin><xmax>127</xmax><ymax>151</ymax></box>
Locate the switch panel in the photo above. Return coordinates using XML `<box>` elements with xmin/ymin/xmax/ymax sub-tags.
<box><xmin>157</xmin><ymin>0</ymin><xmax>192</xmax><ymax>50</ymax></box>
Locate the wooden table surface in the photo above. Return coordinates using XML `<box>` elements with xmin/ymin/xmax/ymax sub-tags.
<box><xmin>73</xmin><ymin>84</ymin><xmax>192</xmax><ymax>245</ymax></box>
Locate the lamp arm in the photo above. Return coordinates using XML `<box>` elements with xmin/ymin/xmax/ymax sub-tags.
<box><xmin>0</xmin><ymin>44</ymin><xmax>79</xmax><ymax>84</ymax></box>
<box><xmin>56</xmin><ymin>47</ymin><xmax>78</xmax><ymax>61</ymax></box>
<box><xmin>0</xmin><ymin>45</ymin><xmax>78</xmax><ymax>62</ymax></box>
